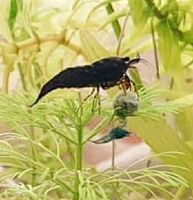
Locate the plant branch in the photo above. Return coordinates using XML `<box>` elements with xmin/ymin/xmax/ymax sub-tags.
<box><xmin>106</xmin><ymin>3</ymin><xmax>121</xmax><ymax>38</ymax></box>
<box><xmin>151</xmin><ymin>18</ymin><xmax>160</xmax><ymax>79</ymax></box>
<box><xmin>28</xmin><ymin>125</ymin><xmax>38</xmax><ymax>187</ymax></box>
<box><xmin>18</xmin><ymin>63</ymin><xmax>27</xmax><ymax>91</ymax></box>
<box><xmin>116</xmin><ymin>11</ymin><xmax>130</xmax><ymax>56</ymax></box>
<box><xmin>16</xmin><ymin>34</ymin><xmax>83</xmax><ymax>56</ymax></box>
<box><xmin>2</xmin><ymin>67</ymin><xmax>10</xmax><ymax>94</ymax></box>
<box><xmin>172</xmin><ymin>186</ymin><xmax>187</xmax><ymax>200</ymax></box>
<box><xmin>49</xmin><ymin>129</ymin><xmax>77</xmax><ymax>145</ymax></box>
<box><xmin>73</xmin><ymin>94</ymin><xmax>84</xmax><ymax>200</ymax></box>
<box><xmin>53</xmin><ymin>179</ymin><xmax>75</xmax><ymax>194</ymax></box>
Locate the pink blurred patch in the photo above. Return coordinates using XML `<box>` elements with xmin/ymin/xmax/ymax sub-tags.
<box><xmin>84</xmin><ymin>117</ymin><xmax>151</xmax><ymax>171</ymax></box>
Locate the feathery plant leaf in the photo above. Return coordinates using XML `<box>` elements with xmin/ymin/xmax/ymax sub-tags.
<box><xmin>0</xmin><ymin>90</ymin><xmax>189</xmax><ymax>199</ymax></box>
<box><xmin>136</xmin><ymin>86</ymin><xmax>193</xmax><ymax>120</ymax></box>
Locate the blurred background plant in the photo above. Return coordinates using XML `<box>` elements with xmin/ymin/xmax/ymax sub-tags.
<box><xmin>1</xmin><ymin>0</ymin><xmax>193</xmax><ymax>199</ymax></box>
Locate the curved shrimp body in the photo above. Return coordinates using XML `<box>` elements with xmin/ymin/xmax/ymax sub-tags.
<box><xmin>30</xmin><ymin>56</ymin><xmax>139</xmax><ymax>107</ymax></box>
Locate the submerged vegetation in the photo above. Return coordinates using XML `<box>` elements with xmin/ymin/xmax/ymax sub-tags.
<box><xmin>1</xmin><ymin>0</ymin><xmax>193</xmax><ymax>199</ymax></box>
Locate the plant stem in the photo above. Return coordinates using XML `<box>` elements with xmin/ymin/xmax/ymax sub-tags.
<box><xmin>73</xmin><ymin>127</ymin><xmax>83</xmax><ymax>200</ymax></box>
<box><xmin>13</xmin><ymin>34</ymin><xmax>83</xmax><ymax>56</ymax></box>
<box><xmin>73</xmin><ymin>95</ymin><xmax>84</xmax><ymax>200</ymax></box>
<box><xmin>151</xmin><ymin>18</ymin><xmax>160</xmax><ymax>79</ymax></box>
<box><xmin>172</xmin><ymin>186</ymin><xmax>187</xmax><ymax>200</ymax></box>
<box><xmin>18</xmin><ymin>63</ymin><xmax>27</xmax><ymax>91</ymax></box>
<box><xmin>169</xmin><ymin>77</ymin><xmax>174</xmax><ymax>90</ymax></box>
<box><xmin>106</xmin><ymin>3</ymin><xmax>121</xmax><ymax>38</ymax></box>
<box><xmin>28</xmin><ymin>110</ymin><xmax>38</xmax><ymax>187</ymax></box>
<box><xmin>112</xmin><ymin>140</ymin><xmax>116</xmax><ymax>169</ymax></box>
<box><xmin>31</xmin><ymin>132</ymin><xmax>37</xmax><ymax>187</ymax></box>
<box><xmin>3</xmin><ymin>67</ymin><xmax>10</xmax><ymax>94</ymax></box>
<box><xmin>116</xmin><ymin>12</ymin><xmax>130</xmax><ymax>56</ymax></box>
<box><xmin>76</xmin><ymin>126</ymin><xmax>83</xmax><ymax>171</ymax></box>
<box><xmin>111</xmin><ymin>140</ymin><xmax>118</xmax><ymax>200</ymax></box>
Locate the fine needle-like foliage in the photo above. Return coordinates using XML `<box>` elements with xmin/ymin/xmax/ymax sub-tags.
<box><xmin>0</xmin><ymin>91</ymin><xmax>189</xmax><ymax>199</ymax></box>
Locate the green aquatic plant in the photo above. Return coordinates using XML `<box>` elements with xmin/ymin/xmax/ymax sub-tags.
<box><xmin>1</xmin><ymin>0</ymin><xmax>193</xmax><ymax>199</ymax></box>
<box><xmin>0</xmin><ymin>87</ymin><xmax>191</xmax><ymax>199</ymax></box>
